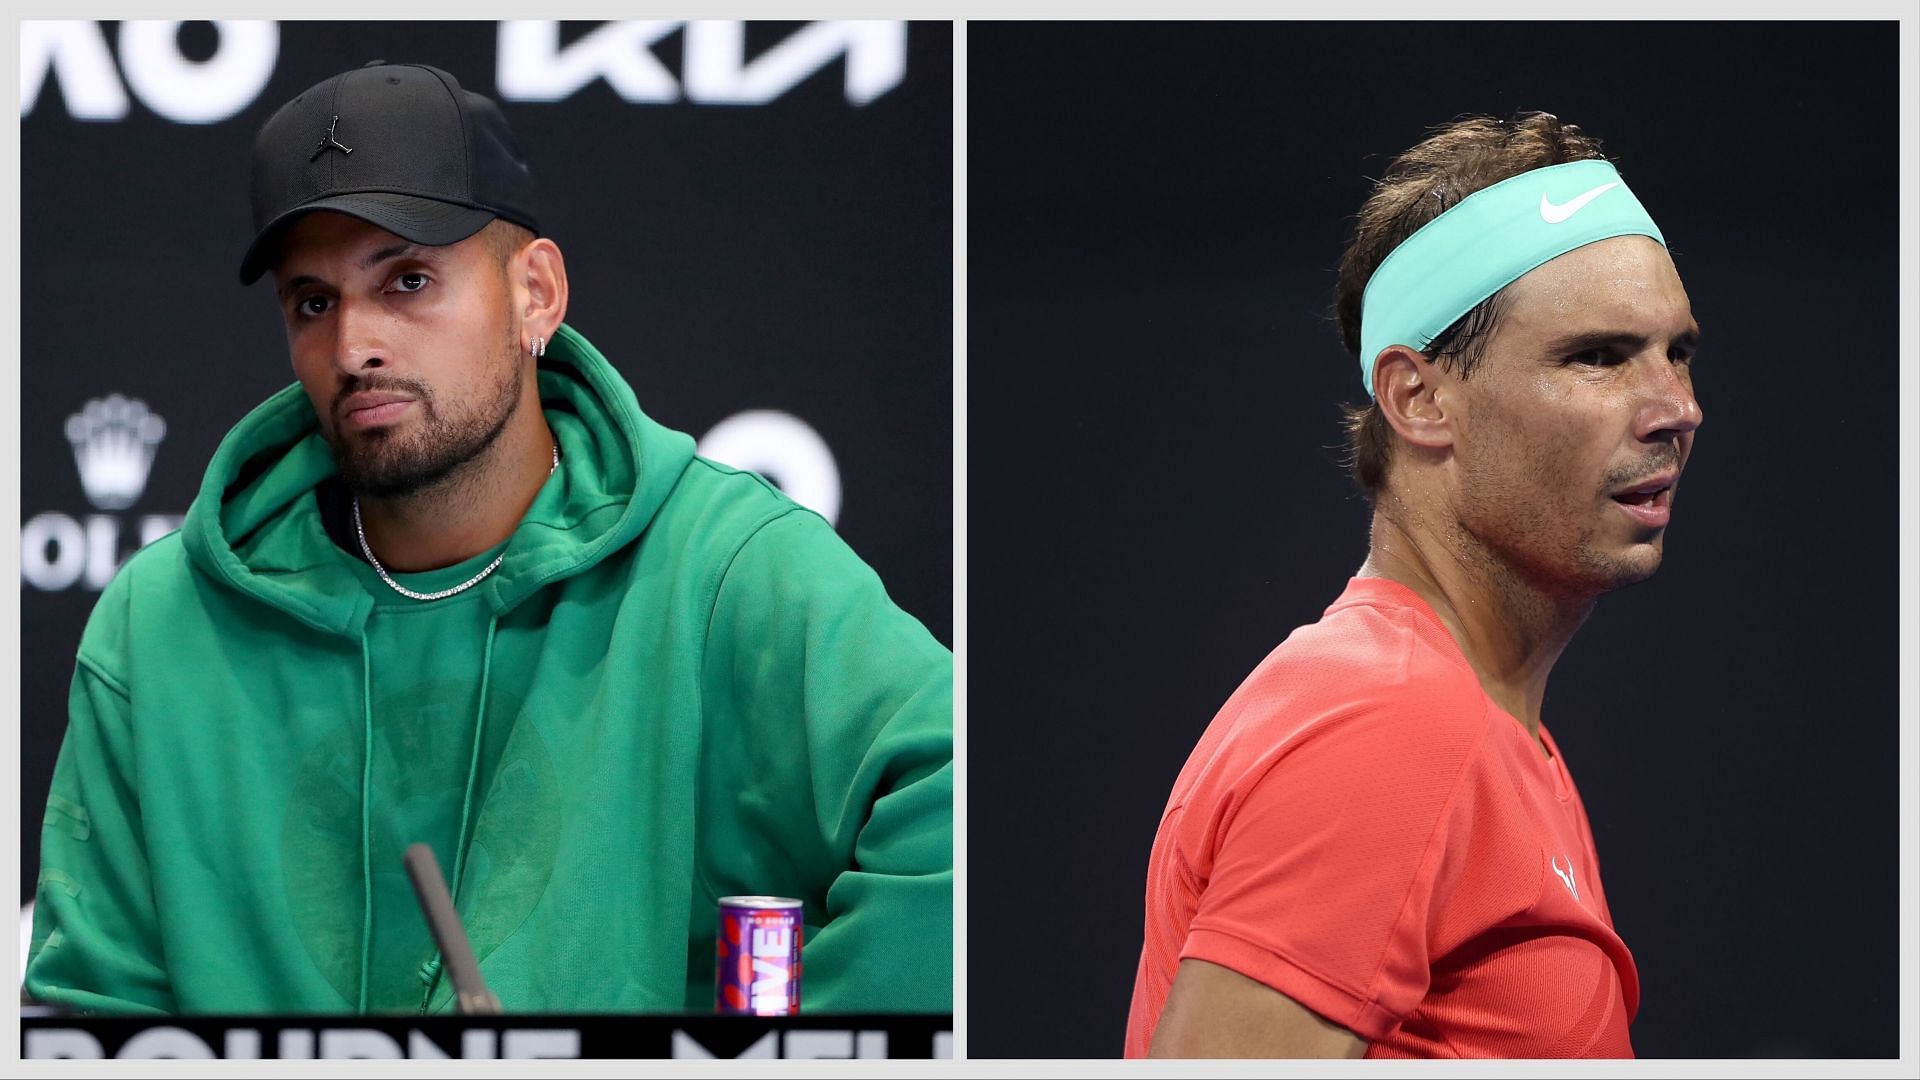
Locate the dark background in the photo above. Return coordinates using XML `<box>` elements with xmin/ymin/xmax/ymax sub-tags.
<box><xmin>20</xmin><ymin>21</ymin><xmax>950</xmax><ymax>910</ymax></box>
<box><xmin>969</xmin><ymin>22</ymin><xmax>1900</xmax><ymax>1059</ymax></box>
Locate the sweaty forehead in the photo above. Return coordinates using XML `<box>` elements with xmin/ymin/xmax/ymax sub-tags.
<box><xmin>1497</xmin><ymin>235</ymin><xmax>1693</xmax><ymax>342</ymax></box>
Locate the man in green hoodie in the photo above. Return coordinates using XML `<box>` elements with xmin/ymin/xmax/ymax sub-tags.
<box><xmin>25</xmin><ymin>61</ymin><xmax>953</xmax><ymax>1017</ymax></box>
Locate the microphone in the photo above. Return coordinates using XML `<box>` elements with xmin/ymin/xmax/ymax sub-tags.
<box><xmin>403</xmin><ymin>843</ymin><xmax>503</xmax><ymax>1015</ymax></box>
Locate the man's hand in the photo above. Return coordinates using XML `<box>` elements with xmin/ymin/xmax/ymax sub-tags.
<box><xmin>1148</xmin><ymin>958</ymin><xmax>1369</xmax><ymax>1059</ymax></box>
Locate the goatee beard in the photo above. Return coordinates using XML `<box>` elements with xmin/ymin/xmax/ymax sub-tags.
<box><xmin>330</xmin><ymin>367</ymin><xmax>523</xmax><ymax>500</ymax></box>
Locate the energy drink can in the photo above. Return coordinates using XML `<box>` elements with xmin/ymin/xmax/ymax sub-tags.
<box><xmin>715</xmin><ymin>896</ymin><xmax>804</xmax><ymax>1015</ymax></box>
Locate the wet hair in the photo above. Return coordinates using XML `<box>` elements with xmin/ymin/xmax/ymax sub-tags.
<box><xmin>1332</xmin><ymin>111</ymin><xmax>1609</xmax><ymax>502</ymax></box>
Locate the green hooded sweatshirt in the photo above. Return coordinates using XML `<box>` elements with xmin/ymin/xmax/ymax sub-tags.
<box><xmin>26</xmin><ymin>324</ymin><xmax>952</xmax><ymax>1016</ymax></box>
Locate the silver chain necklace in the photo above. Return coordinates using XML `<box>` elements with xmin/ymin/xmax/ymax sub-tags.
<box><xmin>353</xmin><ymin>443</ymin><xmax>559</xmax><ymax>602</ymax></box>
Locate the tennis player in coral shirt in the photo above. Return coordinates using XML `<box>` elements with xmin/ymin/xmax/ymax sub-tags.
<box><xmin>1126</xmin><ymin>111</ymin><xmax>1703</xmax><ymax>1059</ymax></box>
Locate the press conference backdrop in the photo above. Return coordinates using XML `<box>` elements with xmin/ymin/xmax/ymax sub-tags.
<box><xmin>970</xmin><ymin>22</ymin><xmax>1902</xmax><ymax>1059</ymax></box>
<box><xmin>19</xmin><ymin>21</ymin><xmax>952</xmax><ymax>927</ymax></box>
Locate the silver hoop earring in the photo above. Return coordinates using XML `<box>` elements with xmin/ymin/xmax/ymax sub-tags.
<box><xmin>530</xmin><ymin>336</ymin><xmax>546</xmax><ymax>358</ymax></box>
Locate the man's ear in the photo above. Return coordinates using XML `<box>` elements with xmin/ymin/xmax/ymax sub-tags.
<box><xmin>515</xmin><ymin>238</ymin><xmax>570</xmax><ymax>350</ymax></box>
<box><xmin>1371</xmin><ymin>345</ymin><xmax>1455</xmax><ymax>454</ymax></box>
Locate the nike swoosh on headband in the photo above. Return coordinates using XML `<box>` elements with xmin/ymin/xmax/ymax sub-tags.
<box><xmin>1357</xmin><ymin>160</ymin><xmax>1666</xmax><ymax>397</ymax></box>
<box><xmin>1539</xmin><ymin>181</ymin><xmax>1621</xmax><ymax>224</ymax></box>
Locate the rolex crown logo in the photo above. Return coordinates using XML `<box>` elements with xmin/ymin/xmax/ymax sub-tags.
<box><xmin>65</xmin><ymin>394</ymin><xmax>167</xmax><ymax>511</ymax></box>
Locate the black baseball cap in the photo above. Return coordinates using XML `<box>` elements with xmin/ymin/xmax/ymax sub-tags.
<box><xmin>239</xmin><ymin>60</ymin><xmax>541</xmax><ymax>285</ymax></box>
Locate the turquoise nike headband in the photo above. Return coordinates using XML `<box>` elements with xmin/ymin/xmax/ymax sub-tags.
<box><xmin>1357</xmin><ymin>159</ymin><xmax>1665</xmax><ymax>397</ymax></box>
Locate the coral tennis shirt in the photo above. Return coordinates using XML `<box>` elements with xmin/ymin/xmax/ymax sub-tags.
<box><xmin>1125</xmin><ymin>577</ymin><xmax>1639</xmax><ymax>1058</ymax></box>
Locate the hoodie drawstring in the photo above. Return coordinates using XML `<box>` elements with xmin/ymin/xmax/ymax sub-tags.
<box><xmin>356</xmin><ymin>632</ymin><xmax>375</xmax><ymax>1013</ymax></box>
<box><xmin>420</xmin><ymin>612</ymin><xmax>499</xmax><ymax>1013</ymax></box>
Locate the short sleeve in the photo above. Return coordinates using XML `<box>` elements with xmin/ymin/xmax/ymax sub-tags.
<box><xmin>1179</xmin><ymin>701</ymin><xmax>1497</xmax><ymax>1041</ymax></box>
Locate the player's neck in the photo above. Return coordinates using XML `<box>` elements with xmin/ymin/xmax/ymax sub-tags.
<box><xmin>354</xmin><ymin>409</ymin><xmax>555</xmax><ymax>574</ymax></box>
<box><xmin>1358</xmin><ymin>503</ymin><xmax>1593</xmax><ymax>747</ymax></box>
